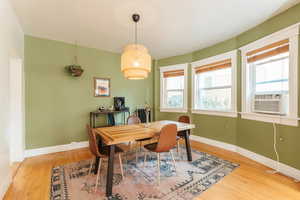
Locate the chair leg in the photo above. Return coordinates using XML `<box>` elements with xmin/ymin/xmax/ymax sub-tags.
<box><xmin>88</xmin><ymin>159</ymin><xmax>94</xmax><ymax>175</ymax></box>
<box><xmin>135</xmin><ymin>142</ymin><xmax>138</xmax><ymax>163</ymax></box>
<box><xmin>170</xmin><ymin>150</ymin><xmax>177</xmax><ymax>175</ymax></box>
<box><xmin>143</xmin><ymin>152</ymin><xmax>148</xmax><ymax>167</ymax></box>
<box><xmin>124</xmin><ymin>154</ymin><xmax>128</xmax><ymax>165</ymax></box>
<box><xmin>127</xmin><ymin>141</ymin><xmax>132</xmax><ymax>165</ymax></box>
<box><xmin>94</xmin><ymin>158</ymin><xmax>102</xmax><ymax>192</ymax></box>
<box><xmin>157</xmin><ymin>153</ymin><xmax>160</xmax><ymax>185</ymax></box>
<box><xmin>123</xmin><ymin>146</ymin><xmax>128</xmax><ymax>165</ymax></box>
<box><xmin>119</xmin><ymin>154</ymin><xmax>124</xmax><ymax>179</ymax></box>
<box><xmin>129</xmin><ymin>141</ymin><xmax>133</xmax><ymax>153</ymax></box>
<box><xmin>177</xmin><ymin>140</ymin><xmax>181</xmax><ymax>159</ymax></box>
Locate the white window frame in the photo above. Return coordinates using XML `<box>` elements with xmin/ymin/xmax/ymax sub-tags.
<box><xmin>191</xmin><ymin>50</ymin><xmax>237</xmax><ymax>118</ymax></box>
<box><xmin>240</xmin><ymin>24</ymin><xmax>299</xmax><ymax>126</ymax></box>
<box><xmin>160</xmin><ymin>64</ymin><xmax>188</xmax><ymax>113</ymax></box>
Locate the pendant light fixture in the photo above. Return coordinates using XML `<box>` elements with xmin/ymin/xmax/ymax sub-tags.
<box><xmin>121</xmin><ymin>14</ymin><xmax>151</xmax><ymax>80</ymax></box>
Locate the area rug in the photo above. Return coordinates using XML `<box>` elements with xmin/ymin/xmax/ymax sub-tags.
<box><xmin>50</xmin><ymin>148</ymin><xmax>239</xmax><ymax>200</ymax></box>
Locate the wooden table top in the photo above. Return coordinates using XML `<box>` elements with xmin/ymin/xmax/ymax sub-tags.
<box><xmin>93</xmin><ymin>120</ymin><xmax>195</xmax><ymax>145</ymax></box>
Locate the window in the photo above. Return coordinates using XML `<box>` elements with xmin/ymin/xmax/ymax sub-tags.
<box><xmin>164</xmin><ymin>75</ymin><xmax>184</xmax><ymax>108</ymax></box>
<box><xmin>241</xmin><ymin>25</ymin><xmax>299</xmax><ymax>126</ymax></box>
<box><xmin>253</xmin><ymin>53</ymin><xmax>289</xmax><ymax>94</ymax></box>
<box><xmin>248</xmin><ymin>39</ymin><xmax>289</xmax><ymax>95</ymax></box>
<box><xmin>191</xmin><ymin>50</ymin><xmax>237</xmax><ymax>117</ymax></box>
<box><xmin>160</xmin><ymin>64</ymin><xmax>188</xmax><ymax>112</ymax></box>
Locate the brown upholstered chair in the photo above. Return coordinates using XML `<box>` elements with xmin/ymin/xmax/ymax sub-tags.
<box><xmin>86</xmin><ymin>124</ymin><xmax>124</xmax><ymax>192</ymax></box>
<box><xmin>178</xmin><ymin>115</ymin><xmax>190</xmax><ymax>124</ymax></box>
<box><xmin>127</xmin><ymin>115</ymin><xmax>152</xmax><ymax>162</ymax></box>
<box><xmin>143</xmin><ymin>124</ymin><xmax>178</xmax><ymax>185</ymax></box>
<box><xmin>127</xmin><ymin>115</ymin><xmax>141</xmax><ymax>125</ymax></box>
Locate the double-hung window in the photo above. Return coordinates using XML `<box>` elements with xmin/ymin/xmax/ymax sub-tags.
<box><xmin>191</xmin><ymin>50</ymin><xmax>237</xmax><ymax>117</ymax></box>
<box><xmin>160</xmin><ymin>64</ymin><xmax>188</xmax><ymax>112</ymax></box>
<box><xmin>241</xmin><ymin>25</ymin><xmax>299</xmax><ymax>126</ymax></box>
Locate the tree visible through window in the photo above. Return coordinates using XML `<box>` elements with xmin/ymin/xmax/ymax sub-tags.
<box><xmin>165</xmin><ymin>76</ymin><xmax>184</xmax><ymax>108</ymax></box>
<box><xmin>194</xmin><ymin>59</ymin><xmax>232</xmax><ymax>111</ymax></box>
<box><xmin>160</xmin><ymin>65</ymin><xmax>187</xmax><ymax>111</ymax></box>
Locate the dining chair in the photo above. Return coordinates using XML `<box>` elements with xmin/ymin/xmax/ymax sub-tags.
<box><xmin>177</xmin><ymin>115</ymin><xmax>191</xmax><ymax>157</ymax></box>
<box><xmin>127</xmin><ymin>115</ymin><xmax>152</xmax><ymax>162</ymax></box>
<box><xmin>143</xmin><ymin>124</ymin><xmax>178</xmax><ymax>185</ymax></box>
<box><xmin>127</xmin><ymin>114</ymin><xmax>141</xmax><ymax>125</ymax></box>
<box><xmin>86</xmin><ymin>124</ymin><xmax>124</xmax><ymax>192</ymax></box>
<box><xmin>178</xmin><ymin>115</ymin><xmax>190</xmax><ymax>124</ymax></box>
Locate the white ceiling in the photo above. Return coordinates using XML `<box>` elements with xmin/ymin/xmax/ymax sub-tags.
<box><xmin>11</xmin><ymin>0</ymin><xmax>300</xmax><ymax>59</ymax></box>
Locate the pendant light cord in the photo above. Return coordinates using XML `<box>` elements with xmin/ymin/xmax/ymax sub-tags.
<box><xmin>74</xmin><ymin>0</ymin><xmax>79</xmax><ymax>65</ymax></box>
<box><xmin>74</xmin><ymin>41</ymin><xmax>78</xmax><ymax>65</ymax></box>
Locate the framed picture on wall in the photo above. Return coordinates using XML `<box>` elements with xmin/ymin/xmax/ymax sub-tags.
<box><xmin>94</xmin><ymin>77</ymin><xmax>110</xmax><ymax>97</ymax></box>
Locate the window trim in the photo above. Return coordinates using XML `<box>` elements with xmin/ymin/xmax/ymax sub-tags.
<box><xmin>240</xmin><ymin>24</ymin><xmax>299</xmax><ymax>126</ymax></box>
<box><xmin>191</xmin><ymin>50</ymin><xmax>238</xmax><ymax>118</ymax></box>
<box><xmin>160</xmin><ymin>63</ymin><xmax>188</xmax><ymax>113</ymax></box>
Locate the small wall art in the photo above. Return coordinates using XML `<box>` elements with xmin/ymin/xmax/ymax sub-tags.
<box><xmin>94</xmin><ymin>77</ymin><xmax>110</xmax><ymax>97</ymax></box>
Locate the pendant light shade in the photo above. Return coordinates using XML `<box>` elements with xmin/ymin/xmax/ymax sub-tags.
<box><xmin>121</xmin><ymin>14</ymin><xmax>151</xmax><ymax>80</ymax></box>
<box><xmin>121</xmin><ymin>44</ymin><xmax>151</xmax><ymax>80</ymax></box>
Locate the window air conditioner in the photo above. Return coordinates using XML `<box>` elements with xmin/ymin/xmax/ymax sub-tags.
<box><xmin>253</xmin><ymin>94</ymin><xmax>287</xmax><ymax>115</ymax></box>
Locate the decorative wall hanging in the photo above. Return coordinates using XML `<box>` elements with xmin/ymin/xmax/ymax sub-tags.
<box><xmin>94</xmin><ymin>77</ymin><xmax>110</xmax><ymax>97</ymax></box>
<box><xmin>65</xmin><ymin>65</ymin><xmax>84</xmax><ymax>77</ymax></box>
<box><xmin>121</xmin><ymin>14</ymin><xmax>151</xmax><ymax>80</ymax></box>
<box><xmin>65</xmin><ymin>42</ymin><xmax>84</xmax><ymax>77</ymax></box>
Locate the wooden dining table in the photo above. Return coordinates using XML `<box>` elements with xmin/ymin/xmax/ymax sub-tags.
<box><xmin>93</xmin><ymin>120</ymin><xmax>195</xmax><ymax>197</ymax></box>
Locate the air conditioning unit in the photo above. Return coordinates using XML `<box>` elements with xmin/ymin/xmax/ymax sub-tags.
<box><xmin>253</xmin><ymin>94</ymin><xmax>287</xmax><ymax>115</ymax></box>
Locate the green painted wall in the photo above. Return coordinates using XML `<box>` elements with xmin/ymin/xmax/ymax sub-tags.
<box><xmin>25</xmin><ymin>36</ymin><xmax>153</xmax><ymax>149</ymax></box>
<box><xmin>154</xmin><ymin>3</ymin><xmax>300</xmax><ymax>169</ymax></box>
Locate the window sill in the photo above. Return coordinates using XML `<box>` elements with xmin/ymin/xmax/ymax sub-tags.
<box><xmin>192</xmin><ymin>109</ymin><xmax>238</xmax><ymax>118</ymax></box>
<box><xmin>160</xmin><ymin>108</ymin><xmax>188</xmax><ymax>113</ymax></box>
<box><xmin>240</xmin><ymin>112</ymin><xmax>299</xmax><ymax>126</ymax></box>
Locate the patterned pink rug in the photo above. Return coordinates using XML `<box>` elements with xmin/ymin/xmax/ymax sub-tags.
<box><xmin>50</xmin><ymin>148</ymin><xmax>238</xmax><ymax>200</ymax></box>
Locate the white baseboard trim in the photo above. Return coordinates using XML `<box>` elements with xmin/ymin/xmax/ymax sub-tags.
<box><xmin>190</xmin><ymin>135</ymin><xmax>237</xmax><ymax>152</ymax></box>
<box><xmin>23</xmin><ymin>136</ymin><xmax>300</xmax><ymax>181</ymax></box>
<box><xmin>24</xmin><ymin>141</ymin><xmax>89</xmax><ymax>158</ymax></box>
<box><xmin>0</xmin><ymin>173</ymin><xmax>11</xmax><ymax>199</ymax></box>
<box><xmin>236</xmin><ymin>147</ymin><xmax>300</xmax><ymax>181</ymax></box>
<box><xmin>190</xmin><ymin>135</ymin><xmax>300</xmax><ymax>181</ymax></box>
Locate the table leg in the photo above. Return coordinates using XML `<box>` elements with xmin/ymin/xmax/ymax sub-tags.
<box><xmin>90</xmin><ymin>113</ymin><xmax>93</xmax><ymax>128</ymax></box>
<box><xmin>94</xmin><ymin>156</ymin><xmax>99</xmax><ymax>175</ymax></box>
<box><xmin>183</xmin><ymin>130</ymin><xmax>192</xmax><ymax>161</ymax></box>
<box><xmin>106</xmin><ymin>145</ymin><xmax>115</xmax><ymax>197</ymax></box>
<box><xmin>93</xmin><ymin>113</ymin><xmax>95</xmax><ymax>128</ymax></box>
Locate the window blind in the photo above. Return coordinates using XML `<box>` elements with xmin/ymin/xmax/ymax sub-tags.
<box><xmin>163</xmin><ymin>69</ymin><xmax>184</xmax><ymax>78</ymax></box>
<box><xmin>195</xmin><ymin>59</ymin><xmax>231</xmax><ymax>74</ymax></box>
<box><xmin>247</xmin><ymin>39</ymin><xmax>289</xmax><ymax>63</ymax></box>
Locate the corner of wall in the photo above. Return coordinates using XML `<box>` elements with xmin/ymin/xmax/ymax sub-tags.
<box><xmin>0</xmin><ymin>173</ymin><xmax>11</xmax><ymax>199</ymax></box>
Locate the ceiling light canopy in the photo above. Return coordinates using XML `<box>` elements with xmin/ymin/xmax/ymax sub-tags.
<box><xmin>121</xmin><ymin>14</ymin><xmax>151</xmax><ymax>80</ymax></box>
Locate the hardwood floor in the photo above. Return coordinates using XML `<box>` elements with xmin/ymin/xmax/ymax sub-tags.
<box><xmin>10</xmin><ymin>162</ymin><xmax>22</xmax><ymax>180</ymax></box>
<box><xmin>4</xmin><ymin>140</ymin><xmax>300</xmax><ymax>200</ymax></box>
